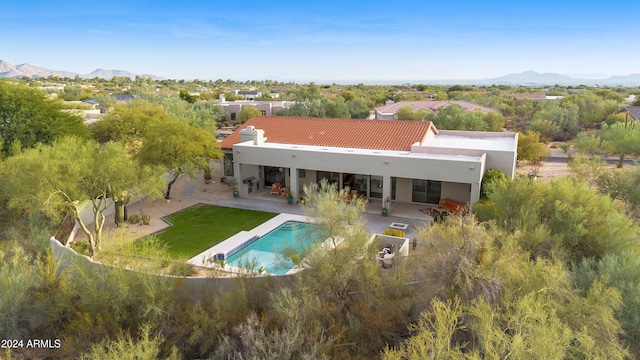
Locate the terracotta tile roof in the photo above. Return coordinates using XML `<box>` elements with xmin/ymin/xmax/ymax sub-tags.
<box><xmin>220</xmin><ymin>116</ymin><xmax>436</xmax><ymax>151</ymax></box>
<box><xmin>374</xmin><ymin>100</ymin><xmax>498</xmax><ymax>114</ymax></box>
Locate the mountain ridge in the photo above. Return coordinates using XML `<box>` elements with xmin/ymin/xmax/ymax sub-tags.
<box><xmin>0</xmin><ymin>60</ymin><xmax>638</xmax><ymax>85</ymax></box>
<box><xmin>0</xmin><ymin>60</ymin><xmax>163</xmax><ymax>80</ymax></box>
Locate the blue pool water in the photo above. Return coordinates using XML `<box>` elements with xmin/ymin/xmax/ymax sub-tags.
<box><xmin>226</xmin><ymin>221</ymin><xmax>324</xmax><ymax>274</ymax></box>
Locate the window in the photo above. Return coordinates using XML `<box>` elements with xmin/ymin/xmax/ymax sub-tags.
<box><xmin>260</xmin><ymin>110</ymin><xmax>267</xmax><ymax>115</ymax></box>
<box><xmin>412</xmin><ymin>180</ymin><xmax>441</xmax><ymax>203</ymax></box>
<box><xmin>298</xmin><ymin>169</ymin><xmax>306</xmax><ymax>178</ymax></box>
<box><xmin>317</xmin><ymin>171</ymin><xmax>340</xmax><ymax>186</ymax></box>
<box><xmin>230</xmin><ymin>113</ymin><xmax>236</xmax><ymax>121</ymax></box>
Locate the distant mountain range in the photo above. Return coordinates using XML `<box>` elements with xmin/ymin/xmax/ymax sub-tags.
<box><xmin>0</xmin><ymin>60</ymin><xmax>162</xmax><ymax>80</ymax></box>
<box><xmin>1</xmin><ymin>60</ymin><xmax>639</xmax><ymax>86</ymax></box>
<box><xmin>468</xmin><ymin>70</ymin><xmax>640</xmax><ymax>87</ymax></box>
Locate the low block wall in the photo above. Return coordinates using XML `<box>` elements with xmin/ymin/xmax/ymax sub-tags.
<box><xmin>50</xmin><ymin>237</ymin><xmax>295</xmax><ymax>303</ymax></box>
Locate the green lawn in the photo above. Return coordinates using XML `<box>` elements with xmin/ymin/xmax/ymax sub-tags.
<box><xmin>155</xmin><ymin>204</ymin><xmax>278</xmax><ymax>259</ymax></box>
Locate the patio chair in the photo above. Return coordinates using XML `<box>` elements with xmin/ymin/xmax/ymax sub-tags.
<box><xmin>270</xmin><ymin>182</ymin><xmax>281</xmax><ymax>196</ymax></box>
<box><xmin>281</xmin><ymin>187</ymin><xmax>291</xmax><ymax>197</ymax></box>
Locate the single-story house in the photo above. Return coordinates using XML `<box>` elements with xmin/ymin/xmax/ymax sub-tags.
<box><xmin>374</xmin><ymin>100</ymin><xmax>498</xmax><ymax>120</ymax></box>
<box><xmin>617</xmin><ymin>105</ymin><xmax>640</xmax><ymax>122</ymax></box>
<box><xmin>220</xmin><ymin>116</ymin><xmax>518</xmax><ymax>214</ymax></box>
<box><xmin>219</xmin><ymin>95</ymin><xmax>295</xmax><ymax>123</ymax></box>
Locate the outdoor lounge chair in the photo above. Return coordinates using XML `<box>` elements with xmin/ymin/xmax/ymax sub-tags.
<box><xmin>270</xmin><ymin>182</ymin><xmax>281</xmax><ymax>196</ymax></box>
<box><xmin>281</xmin><ymin>187</ymin><xmax>291</xmax><ymax>197</ymax></box>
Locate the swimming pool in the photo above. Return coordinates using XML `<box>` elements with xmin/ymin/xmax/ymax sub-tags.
<box><xmin>225</xmin><ymin>221</ymin><xmax>324</xmax><ymax>274</ymax></box>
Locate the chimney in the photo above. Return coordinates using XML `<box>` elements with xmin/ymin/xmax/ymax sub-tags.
<box><xmin>219</xmin><ymin>94</ymin><xmax>226</xmax><ymax>102</ymax></box>
<box><xmin>239</xmin><ymin>126</ymin><xmax>266</xmax><ymax>145</ymax></box>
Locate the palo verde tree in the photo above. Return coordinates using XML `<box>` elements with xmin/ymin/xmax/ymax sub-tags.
<box><xmin>138</xmin><ymin>120</ymin><xmax>221</xmax><ymax>199</ymax></box>
<box><xmin>283</xmin><ymin>179</ymin><xmax>417</xmax><ymax>357</ymax></box>
<box><xmin>237</xmin><ymin>105</ymin><xmax>263</xmax><ymax>123</ymax></box>
<box><xmin>90</xmin><ymin>100</ymin><xmax>175</xmax><ymax>154</ymax></box>
<box><xmin>2</xmin><ymin>137</ymin><xmax>165</xmax><ymax>255</ymax></box>
<box><xmin>600</xmin><ymin>120</ymin><xmax>640</xmax><ymax>168</ymax></box>
<box><xmin>516</xmin><ymin>131</ymin><xmax>550</xmax><ymax>165</ymax></box>
<box><xmin>0</xmin><ymin>80</ymin><xmax>89</xmax><ymax>155</ymax></box>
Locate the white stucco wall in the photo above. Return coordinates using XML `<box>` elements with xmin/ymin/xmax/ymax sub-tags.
<box><xmin>234</xmin><ymin>143</ymin><xmax>484</xmax><ymax>185</ymax></box>
<box><xmin>394</xmin><ymin>177</ymin><xmax>413</xmax><ymax>202</ymax></box>
<box><xmin>441</xmin><ymin>182</ymin><xmax>471</xmax><ymax>204</ymax></box>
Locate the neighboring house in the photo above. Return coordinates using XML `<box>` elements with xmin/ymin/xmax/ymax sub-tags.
<box><xmin>111</xmin><ymin>94</ymin><xmax>137</xmax><ymax>102</ymax></box>
<box><xmin>515</xmin><ymin>93</ymin><xmax>547</xmax><ymax>101</ymax></box>
<box><xmin>219</xmin><ymin>94</ymin><xmax>295</xmax><ymax>123</ymax></box>
<box><xmin>617</xmin><ymin>105</ymin><xmax>640</xmax><ymax>122</ymax></box>
<box><xmin>396</xmin><ymin>88</ymin><xmax>436</xmax><ymax>99</ymax></box>
<box><xmin>220</xmin><ymin>116</ymin><xmax>518</xmax><ymax>213</ymax></box>
<box><xmin>236</xmin><ymin>90</ymin><xmax>262</xmax><ymax>100</ymax></box>
<box><xmin>374</xmin><ymin>100</ymin><xmax>498</xmax><ymax>120</ymax></box>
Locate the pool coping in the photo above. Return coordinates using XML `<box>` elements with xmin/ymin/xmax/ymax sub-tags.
<box><xmin>187</xmin><ymin>213</ymin><xmax>310</xmax><ymax>270</ymax></box>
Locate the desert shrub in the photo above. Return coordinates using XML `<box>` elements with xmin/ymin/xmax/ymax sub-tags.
<box><xmin>127</xmin><ymin>214</ymin><xmax>141</xmax><ymax>224</ymax></box>
<box><xmin>0</xmin><ymin>243</ymin><xmax>45</xmax><ymax>338</ymax></box>
<box><xmin>141</xmin><ymin>213</ymin><xmax>151</xmax><ymax>225</ymax></box>
<box><xmin>78</xmin><ymin>324</ymin><xmax>181</xmax><ymax>360</ymax></box>
<box><xmin>290</xmin><ymin>253</ymin><xmax>302</xmax><ymax>266</ymax></box>
<box><xmin>471</xmin><ymin>199</ymin><xmax>497</xmax><ymax>222</ymax></box>
<box><xmin>382</xmin><ymin>228</ymin><xmax>406</xmax><ymax>237</ymax></box>
<box><xmin>168</xmin><ymin>262</ymin><xmax>196</xmax><ymax>277</ymax></box>
<box><xmin>71</xmin><ymin>240</ymin><xmax>92</xmax><ymax>256</ymax></box>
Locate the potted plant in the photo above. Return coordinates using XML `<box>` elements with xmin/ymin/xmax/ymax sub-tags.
<box><xmin>381</xmin><ymin>196</ymin><xmax>390</xmax><ymax>217</ymax></box>
<box><xmin>286</xmin><ymin>191</ymin><xmax>294</xmax><ymax>205</ymax></box>
<box><xmin>230</xmin><ymin>178</ymin><xmax>239</xmax><ymax>198</ymax></box>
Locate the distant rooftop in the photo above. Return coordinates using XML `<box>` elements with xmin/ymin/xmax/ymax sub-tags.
<box><xmin>375</xmin><ymin>100</ymin><xmax>498</xmax><ymax>114</ymax></box>
<box><xmin>621</xmin><ymin>105</ymin><xmax>640</xmax><ymax>121</ymax></box>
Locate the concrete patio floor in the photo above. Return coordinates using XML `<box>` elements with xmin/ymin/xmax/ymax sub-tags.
<box><xmin>90</xmin><ymin>161</ymin><xmax>432</xmax><ymax>251</ymax></box>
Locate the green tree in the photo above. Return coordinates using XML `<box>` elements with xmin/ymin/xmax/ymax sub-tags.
<box><xmin>568</xmin><ymin>153</ymin><xmax>607</xmax><ymax>188</ymax></box>
<box><xmin>179</xmin><ymin>89</ymin><xmax>197</xmax><ymax>103</ymax></box>
<box><xmin>2</xmin><ymin>137</ymin><xmax>165</xmax><ymax>255</ymax></box>
<box><xmin>482</xmin><ymin>112</ymin><xmax>505</xmax><ymax>132</ymax></box>
<box><xmin>574</xmin><ymin>250</ymin><xmax>640</xmax><ymax>357</ymax></box>
<box><xmin>238</xmin><ymin>105</ymin><xmax>263</xmax><ymax>123</ymax></box>
<box><xmin>90</xmin><ymin>100</ymin><xmax>175</xmax><ymax>154</ymax></box>
<box><xmin>396</xmin><ymin>105</ymin><xmax>428</xmax><ymax>121</ymax></box>
<box><xmin>0</xmin><ymin>81</ymin><xmax>89</xmax><ymax>154</ymax></box>
<box><xmin>346</xmin><ymin>98</ymin><xmax>371</xmax><ymax>119</ymax></box>
<box><xmin>517</xmin><ymin>131</ymin><xmax>550</xmax><ymax>165</ymax></box>
<box><xmin>389</xmin><ymin>217</ymin><xmax>628</xmax><ymax>359</ymax></box>
<box><xmin>531</xmin><ymin>101</ymin><xmax>580</xmax><ymax>140</ymax></box>
<box><xmin>527</xmin><ymin>118</ymin><xmax>560</xmax><ymax>142</ymax></box>
<box><xmin>424</xmin><ymin>105</ymin><xmax>488</xmax><ymax>131</ymax></box>
<box><xmin>563</xmin><ymin>92</ymin><xmax>619</xmax><ymax>126</ymax></box>
<box><xmin>296</xmin><ymin>179</ymin><xmax>416</xmax><ymax>356</ymax></box>
<box><xmin>480</xmin><ymin>168</ymin><xmax>507</xmax><ymax>199</ymax></box>
<box><xmin>138</xmin><ymin>121</ymin><xmax>221</xmax><ymax>199</ymax></box>
<box><xmin>600</xmin><ymin>121</ymin><xmax>640</xmax><ymax>168</ymax></box>
<box><xmin>486</xmin><ymin>176</ymin><xmax>638</xmax><ymax>263</ymax></box>
<box><xmin>574</xmin><ymin>131</ymin><xmax>608</xmax><ymax>157</ymax></box>
<box><xmin>596</xmin><ymin>166</ymin><xmax>640</xmax><ymax>217</ymax></box>
<box><xmin>144</xmin><ymin>94</ymin><xmax>224</xmax><ymax>136</ymax></box>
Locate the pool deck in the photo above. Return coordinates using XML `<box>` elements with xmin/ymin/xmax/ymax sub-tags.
<box><xmin>80</xmin><ymin>161</ymin><xmax>432</xmax><ymax>262</ymax></box>
<box><xmin>186</xmin><ymin>213</ymin><xmax>309</xmax><ymax>268</ymax></box>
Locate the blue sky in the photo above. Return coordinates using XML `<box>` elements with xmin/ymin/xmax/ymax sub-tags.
<box><xmin>1</xmin><ymin>1</ymin><xmax>638</xmax><ymax>82</ymax></box>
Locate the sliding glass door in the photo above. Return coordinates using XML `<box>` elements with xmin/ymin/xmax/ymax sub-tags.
<box><xmin>412</xmin><ymin>180</ymin><xmax>441</xmax><ymax>203</ymax></box>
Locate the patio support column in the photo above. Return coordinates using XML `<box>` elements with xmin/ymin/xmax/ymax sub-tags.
<box><xmin>382</xmin><ymin>174</ymin><xmax>391</xmax><ymax>211</ymax></box>
<box><xmin>469</xmin><ymin>181</ymin><xmax>481</xmax><ymax>211</ymax></box>
<box><xmin>290</xmin><ymin>167</ymin><xmax>298</xmax><ymax>199</ymax></box>
<box><xmin>233</xmin><ymin>160</ymin><xmax>245</xmax><ymax>196</ymax></box>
